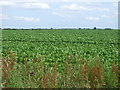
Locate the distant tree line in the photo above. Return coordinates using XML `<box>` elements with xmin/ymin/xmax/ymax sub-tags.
<box><xmin>1</xmin><ymin>27</ymin><xmax>114</xmax><ymax>30</ymax></box>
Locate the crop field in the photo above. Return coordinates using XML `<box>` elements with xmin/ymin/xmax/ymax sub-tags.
<box><xmin>1</xmin><ymin>29</ymin><xmax>119</xmax><ymax>88</ymax></box>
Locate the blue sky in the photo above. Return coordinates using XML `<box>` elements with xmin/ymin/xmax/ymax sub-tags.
<box><xmin>0</xmin><ymin>0</ymin><xmax>118</xmax><ymax>29</ymax></box>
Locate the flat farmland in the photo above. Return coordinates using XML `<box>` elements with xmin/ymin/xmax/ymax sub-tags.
<box><xmin>1</xmin><ymin>29</ymin><xmax>119</xmax><ymax>88</ymax></box>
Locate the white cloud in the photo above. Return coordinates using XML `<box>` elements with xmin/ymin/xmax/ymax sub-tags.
<box><xmin>85</xmin><ymin>17</ymin><xmax>100</xmax><ymax>21</ymax></box>
<box><xmin>0</xmin><ymin>1</ymin><xmax>16</xmax><ymax>6</ymax></box>
<box><xmin>0</xmin><ymin>14</ymin><xmax>41</xmax><ymax>22</ymax></box>
<box><xmin>60</xmin><ymin>4</ymin><xmax>91</xmax><ymax>11</ymax></box>
<box><xmin>14</xmin><ymin>16</ymin><xmax>40</xmax><ymax>22</ymax></box>
<box><xmin>0</xmin><ymin>13</ymin><xmax>9</xmax><ymax>20</ymax></box>
<box><xmin>57</xmin><ymin>4</ymin><xmax>110</xmax><ymax>13</ymax></box>
<box><xmin>0</xmin><ymin>1</ymin><xmax>50</xmax><ymax>9</ymax></box>
<box><xmin>98</xmin><ymin>8</ymin><xmax>110</xmax><ymax>12</ymax></box>
<box><xmin>100</xmin><ymin>15</ymin><xmax>110</xmax><ymax>18</ymax></box>
<box><xmin>53</xmin><ymin>3</ymin><xmax>111</xmax><ymax>19</ymax></box>
<box><xmin>53</xmin><ymin>11</ymin><xmax>72</xmax><ymax>18</ymax></box>
<box><xmin>20</xmin><ymin>3</ymin><xmax>50</xmax><ymax>8</ymax></box>
<box><xmin>85</xmin><ymin>14</ymin><xmax>111</xmax><ymax>21</ymax></box>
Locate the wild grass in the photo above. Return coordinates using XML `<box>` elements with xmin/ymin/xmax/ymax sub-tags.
<box><xmin>2</xmin><ymin>52</ymin><xmax>119</xmax><ymax>88</ymax></box>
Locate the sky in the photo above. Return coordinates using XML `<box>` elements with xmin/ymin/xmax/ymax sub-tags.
<box><xmin>0</xmin><ymin>0</ymin><xmax>119</xmax><ymax>29</ymax></box>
